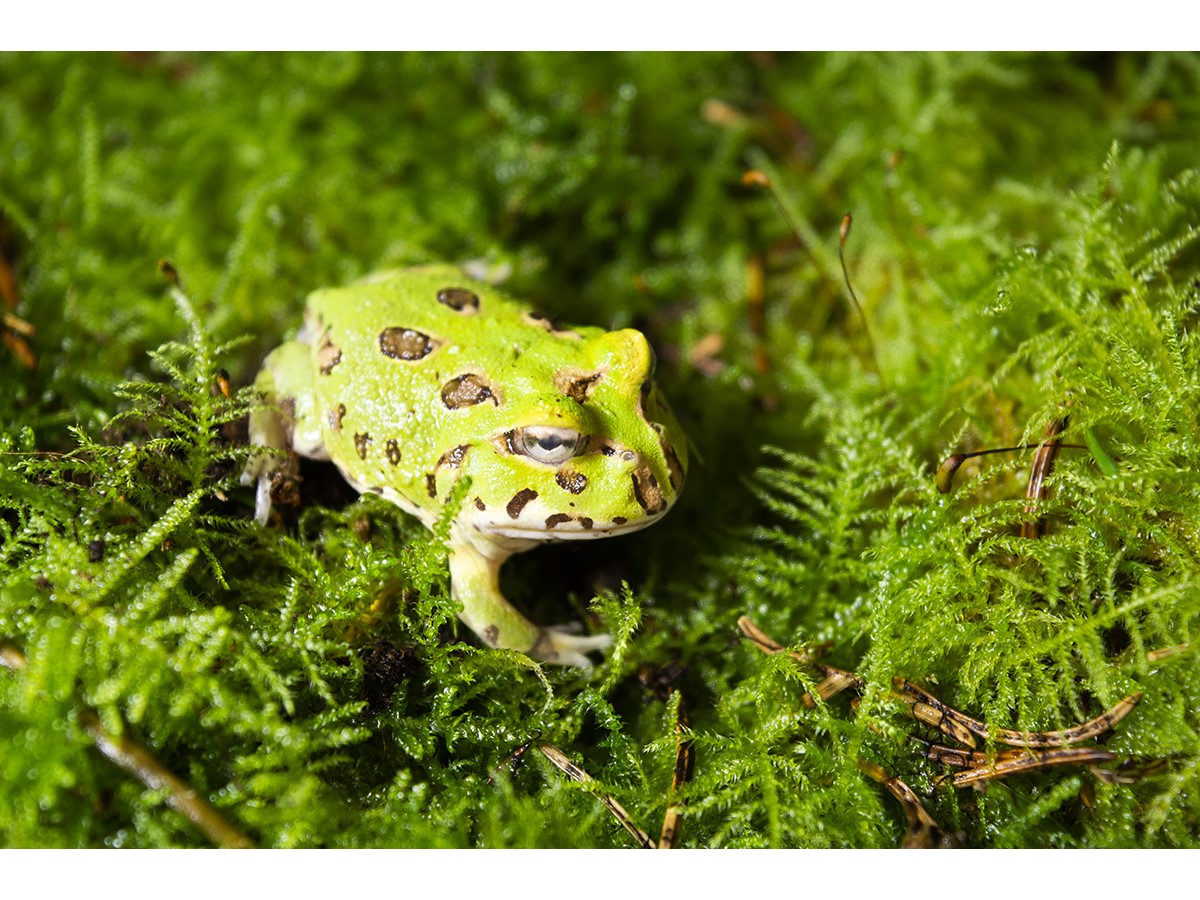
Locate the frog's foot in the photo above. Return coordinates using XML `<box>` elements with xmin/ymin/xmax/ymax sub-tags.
<box><xmin>530</xmin><ymin>628</ymin><xmax>613</xmax><ymax>668</ymax></box>
<box><xmin>241</xmin><ymin>451</ymin><xmax>300</xmax><ymax>525</ymax></box>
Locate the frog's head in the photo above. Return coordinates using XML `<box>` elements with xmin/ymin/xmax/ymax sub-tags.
<box><xmin>458</xmin><ymin>325</ymin><xmax>687</xmax><ymax>546</ymax></box>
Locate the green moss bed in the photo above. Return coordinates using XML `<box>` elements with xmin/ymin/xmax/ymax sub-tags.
<box><xmin>2</xmin><ymin>52</ymin><xmax>1200</xmax><ymax>848</ymax></box>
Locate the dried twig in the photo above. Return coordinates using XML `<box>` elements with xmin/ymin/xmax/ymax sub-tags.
<box><xmin>658</xmin><ymin>692</ymin><xmax>694</xmax><ymax>850</ymax></box>
<box><xmin>943</xmin><ymin>747</ymin><xmax>1118</xmax><ymax>788</ymax></box>
<box><xmin>535</xmin><ymin>665</ymin><xmax>695</xmax><ymax>850</ymax></box>
<box><xmin>737</xmin><ymin>615</ymin><xmax>863</xmax><ymax>706</ymax></box>
<box><xmin>858</xmin><ymin>759</ymin><xmax>954</xmax><ymax>849</ymax></box>
<box><xmin>1023</xmin><ymin>416</ymin><xmax>1068</xmax><ymax>538</ymax></box>
<box><xmin>537</xmin><ymin>743</ymin><xmax>656</xmax><ymax>849</ymax></box>
<box><xmin>739</xmin><ymin>618</ymin><xmax>1146</xmax><ymax>805</ymax></box>
<box><xmin>892</xmin><ymin>677</ymin><xmax>1141</xmax><ymax>750</ymax></box>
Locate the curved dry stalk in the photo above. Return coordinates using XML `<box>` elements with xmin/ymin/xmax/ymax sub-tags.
<box><xmin>1022</xmin><ymin>416</ymin><xmax>1069</xmax><ymax>539</ymax></box>
<box><xmin>858</xmin><ymin>759</ymin><xmax>953</xmax><ymax>849</ymax></box>
<box><xmin>737</xmin><ymin>614</ymin><xmax>814</xmax><ymax>663</ymax></box>
<box><xmin>935</xmin><ymin>442</ymin><xmax>1088</xmax><ymax>494</ymax></box>
<box><xmin>893</xmin><ymin>677</ymin><xmax>1142</xmax><ymax>749</ymax></box>
<box><xmin>537</xmin><ymin>681</ymin><xmax>695</xmax><ymax>851</ymax></box>
<box><xmin>537</xmin><ymin>743</ymin><xmax>656</xmax><ymax>849</ymax></box>
<box><xmin>908</xmin><ymin>735</ymin><xmax>993</xmax><ymax>768</ymax></box>
<box><xmin>1091</xmin><ymin>757</ymin><xmax>1170</xmax><ymax>785</ymax></box>
<box><xmin>737</xmin><ymin>615</ymin><xmax>863</xmax><ymax>707</ymax></box>
<box><xmin>837</xmin><ymin>213</ymin><xmax>882</xmax><ymax>380</ymax></box>
<box><xmin>891</xmin><ymin>678</ymin><xmax>982</xmax><ymax>748</ymax></box>
<box><xmin>942</xmin><ymin>747</ymin><xmax>1118</xmax><ymax>788</ymax></box>
<box><xmin>1</xmin><ymin>640</ymin><xmax>253</xmax><ymax>849</ymax></box>
<box><xmin>738</xmin><ymin>621</ymin><xmax>1146</xmax><ymax>805</ymax></box>
<box><xmin>658</xmin><ymin>693</ymin><xmax>694</xmax><ymax>850</ymax></box>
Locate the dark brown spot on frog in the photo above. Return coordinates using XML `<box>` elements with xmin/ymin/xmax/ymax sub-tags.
<box><xmin>425</xmin><ymin>473</ymin><xmax>437</xmax><ymax>499</ymax></box>
<box><xmin>612</xmin><ymin>516</ymin><xmax>627</xmax><ymax>526</ymax></box>
<box><xmin>553</xmin><ymin>367</ymin><xmax>604</xmax><ymax>404</ymax></box>
<box><xmin>441</xmin><ymin>373</ymin><xmax>499</xmax><ymax>409</ymax></box>
<box><xmin>555</xmin><ymin>470</ymin><xmax>588</xmax><ymax>495</ymax></box>
<box><xmin>483</xmin><ymin>624</ymin><xmax>500</xmax><ymax>646</ymax></box>
<box><xmin>354</xmin><ymin>431</ymin><xmax>372</xmax><ymax>459</ymax></box>
<box><xmin>437</xmin><ymin>444</ymin><xmax>470</xmax><ymax>469</ymax></box>
<box><xmin>386</xmin><ymin>438</ymin><xmax>401</xmax><ymax>465</ymax></box>
<box><xmin>663</xmin><ymin>442</ymin><xmax>685</xmax><ymax>491</ymax></box>
<box><xmin>506</xmin><ymin>488</ymin><xmax>537</xmax><ymax>519</ymax></box>
<box><xmin>437</xmin><ymin>286</ymin><xmax>480</xmax><ymax>313</ymax></box>
<box><xmin>318</xmin><ymin>333</ymin><xmax>342</xmax><ymax>375</ymax></box>
<box><xmin>545</xmin><ymin>513</ymin><xmax>572</xmax><ymax>529</ymax></box>
<box><xmin>579</xmin><ymin>517</ymin><xmax>593</xmax><ymax>530</ymax></box>
<box><xmin>631</xmin><ymin>464</ymin><xmax>666</xmax><ymax>514</ymax></box>
<box><xmin>474</xmin><ymin>497</ymin><xmax>486</xmax><ymax>511</ymax></box>
<box><xmin>329</xmin><ymin>403</ymin><xmax>346</xmax><ymax>432</ymax></box>
<box><xmin>379</xmin><ymin>326</ymin><xmax>440</xmax><ymax>361</ymax></box>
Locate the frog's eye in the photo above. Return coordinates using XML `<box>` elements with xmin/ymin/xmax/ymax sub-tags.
<box><xmin>518</xmin><ymin>426</ymin><xmax>585</xmax><ymax>465</ymax></box>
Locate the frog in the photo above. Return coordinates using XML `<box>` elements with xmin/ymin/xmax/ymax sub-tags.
<box><xmin>242</xmin><ymin>265</ymin><xmax>688</xmax><ymax>667</ymax></box>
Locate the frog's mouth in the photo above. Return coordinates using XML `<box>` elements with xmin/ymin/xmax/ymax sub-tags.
<box><xmin>489</xmin><ymin>514</ymin><xmax>662</xmax><ymax>542</ymax></box>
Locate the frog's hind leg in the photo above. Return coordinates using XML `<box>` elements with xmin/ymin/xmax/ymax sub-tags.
<box><xmin>242</xmin><ymin>340</ymin><xmax>328</xmax><ymax>525</ymax></box>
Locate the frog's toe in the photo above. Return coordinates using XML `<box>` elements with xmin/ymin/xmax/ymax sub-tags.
<box><xmin>252</xmin><ymin>475</ymin><xmax>272</xmax><ymax>526</ymax></box>
<box><xmin>240</xmin><ymin>452</ymin><xmax>277</xmax><ymax>524</ymax></box>
<box><xmin>532</xmin><ymin>629</ymin><xmax>613</xmax><ymax>668</ymax></box>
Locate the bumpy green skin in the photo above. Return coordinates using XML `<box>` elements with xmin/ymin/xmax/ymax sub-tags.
<box><xmin>244</xmin><ymin>265</ymin><xmax>687</xmax><ymax>666</ymax></box>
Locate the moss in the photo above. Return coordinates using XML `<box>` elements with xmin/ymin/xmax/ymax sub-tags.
<box><xmin>2</xmin><ymin>51</ymin><xmax>1199</xmax><ymax>848</ymax></box>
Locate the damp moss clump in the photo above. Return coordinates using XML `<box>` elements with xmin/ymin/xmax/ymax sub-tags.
<box><xmin>2</xmin><ymin>52</ymin><xmax>1200</xmax><ymax>848</ymax></box>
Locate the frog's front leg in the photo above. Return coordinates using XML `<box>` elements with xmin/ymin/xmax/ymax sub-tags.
<box><xmin>242</xmin><ymin>340</ymin><xmax>328</xmax><ymax>524</ymax></box>
<box><xmin>449</xmin><ymin>528</ymin><xmax>612</xmax><ymax>667</ymax></box>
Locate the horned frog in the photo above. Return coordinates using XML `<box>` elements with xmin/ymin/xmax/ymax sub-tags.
<box><xmin>243</xmin><ymin>266</ymin><xmax>687</xmax><ymax>666</ymax></box>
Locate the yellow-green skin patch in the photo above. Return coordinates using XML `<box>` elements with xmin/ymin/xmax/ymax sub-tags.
<box><xmin>245</xmin><ymin>265</ymin><xmax>687</xmax><ymax>667</ymax></box>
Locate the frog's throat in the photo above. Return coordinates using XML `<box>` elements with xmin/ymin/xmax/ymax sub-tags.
<box><xmin>452</xmin><ymin>521</ymin><xmax>538</xmax><ymax>561</ymax></box>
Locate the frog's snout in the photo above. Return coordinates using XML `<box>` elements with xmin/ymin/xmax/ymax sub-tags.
<box><xmin>585</xmin><ymin>328</ymin><xmax>655</xmax><ymax>388</ymax></box>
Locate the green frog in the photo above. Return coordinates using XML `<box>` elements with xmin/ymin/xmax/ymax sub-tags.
<box><xmin>243</xmin><ymin>266</ymin><xmax>687</xmax><ymax>666</ymax></box>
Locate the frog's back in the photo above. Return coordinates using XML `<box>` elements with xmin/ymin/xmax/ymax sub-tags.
<box><xmin>298</xmin><ymin>266</ymin><xmax>615</xmax><ymax>517</ymax></box>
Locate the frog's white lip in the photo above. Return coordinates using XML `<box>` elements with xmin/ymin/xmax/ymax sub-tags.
<box><xmin>489</xmin><ymin>517</ymin><xmax>661</xmax><ymax>541</ymax></box>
